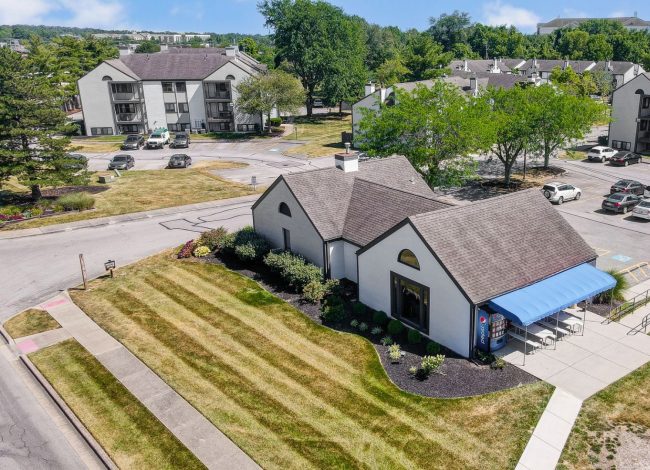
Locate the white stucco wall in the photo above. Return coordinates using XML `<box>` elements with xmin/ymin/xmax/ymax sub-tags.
<box><xmin>187</xmin><ymin>80</ymin><xmax>206</xmax><ymax>129</ymax></box>
<box><xmin>343</xmin><ymin>242</ymin><xmax>359</xmax><ymax>282</ymax></box>
<box><xmin>142</xmin><ymin>81</ymin><xmax>166</xmax><ymax>131</ymax></box>
<box><xmin>253</xmin><ymin>179</ymin><xmax>324</xmax><ymax>267</ymax></box>
<box><xmin>358</xmin><ymin>223</ymin><xmax>472</xmax><ymax>357</ymax></box>
<box><xmin>78</xmin><ymin>62</ymin><xmax>135</xmax><ymax>135</ymax></box>
<box><xmin>610</xmin><ymin>75</ymin><xmax>650</xmax><ymax>151</ymax></box>
<box><xmin>328</xmin><ymin>240</ymin><xmax>345</xmax><ymax>279</ymax></box>
<box><xmin>204</xmin><ymin>61</ymin><xmax>262</xmax><ymax>129</ymax></box>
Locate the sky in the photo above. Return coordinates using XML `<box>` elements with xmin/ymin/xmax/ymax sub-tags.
<box><xmin>0</xmin><ymin>0</ymin><xmax>648</xmax><ymax>34</ymax></box>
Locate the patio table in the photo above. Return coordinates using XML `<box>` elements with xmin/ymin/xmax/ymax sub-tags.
<box><xmin>514</xmin><ymin>324</ymin><xmax>555</xmax><ymax>345</ymax></box>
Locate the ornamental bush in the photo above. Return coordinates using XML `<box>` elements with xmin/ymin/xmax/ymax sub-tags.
<box><xmin>230</xmin><ymin>226</ymin><xmax>269</xmax><ymax>262</ymax></box>
<box><xmin>198</xmin><ymin>227</ymin><xmax>229</xmax><ymax>251</ymax></box>
<box><xmin>358</xmin><ymin>322</ymin><xmax>368</xmax><ymax>332</ymax></box>
<box><xmin>270</xmin><ymin>117</ymin><xmax>282</xmax><ymax>127</ymax></box>
<box><xmin>321</xmin><ymin>302</ymin><xmax>345</xmax><ymax>323</ymax></box>
<box><xmin>263</xmin><ymin>250</ymin><xmax>322</xmax><ymax>291</ymax></box>
<box><xmin>177</xmin><ymin>240</ymin><xmax>195</xmax><ymax>259</ymax></box>
<box><xmin>426</xmin><ymin>341</ymin><xmax>441</xmax><ymax>355</ymax></box>
<box><xmin>387</xmin><ymin>319</ymin><xmax>404</xmax><ymax>336</ymax></box>
<box><xmin>421</xmin><ymin>354</ymin><xmax>445</xmax><ymax>374</ymax></box>
<box><xmin>371</xmin><ymin>326</ymin><xmax>383</xmax><ymax>336</ymax></box>
<box><xmin>372</xmin><ymin>310</ymin><xmax>389</xmax><ymax>326</ymax></box>
<box><xmin>56</xmin><ymin>192</ymin><xmax>95</xmax><ymax>211</ymax></box>
<box><xmin>407</xmin><ymin>328</ymin><xmax>422</xmax><ymax>344</ymax></box>
<box><xmin>388</xmin><ymin>344</ymin><xmax>402</xmax><ymax>363</ymax></box>
<box><xmin>302</xmin><ymin>280</ymin><xmax>327</xmax><ymax>303</ymax></box>
<box><xmin>380</xmin><ymin>336</ymin><xmax>393</xmax><ymax>346</ymax></box>
<box><xmin>193</xmin><ymin>245</ymin><xmax>211</xmax><ymax>258</ymax></box>
<box><xmin>352</xmin><ymin>302</ymin><xmax>366</xmax><ymax>317</ymax></box>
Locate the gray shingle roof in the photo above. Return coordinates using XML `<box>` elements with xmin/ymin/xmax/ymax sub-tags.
<box><xmin>106</xmin><ymin>59</ymin><xmax>140</xmax><ymax>79</ymax></box>
<box><xmin>281</xmin><ymin>155</ymin><xmax>447</xmax><ymax>242</ymax></box>
<box><xmin>592</xmin><ymin>61</ymin><xmax>638</xmax><ymax>75</ymax></box>
<box><xmin>449</xmin><ymin>60</ymin><xmax>512</xmax><ymax>73</ymax></box>
<box><xmin>520</xmin><ymin>60</ymin><xmax>595</xmax><ymax>74</ymax></box>
<box><xmin>538</xmin><ymin>17</ymin><xmax>650</xmax><ymax>28</ymax></box>
<box><xmin>408</xmin><ymin>189</ymin><xmax>597</xmax><ymax>303</ymax></box>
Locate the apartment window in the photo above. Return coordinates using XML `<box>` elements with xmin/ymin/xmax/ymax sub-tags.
<box><xmin>114</xmin><ymin>103</ymin><xmax>137</xmax><ymax>113</ymax></box>
<box><xmin>178</xmin><ymin>102</ymin><xmax>189</xmax><ymax>113</ymax></box>
<box><xmin>207</xmin><ymin>101</ymin><xmax>231</xmax><ymax>117</ymax></box>
<box><xmin>643</xmin><ymin>97</ymin><xmax>650</xmax><ymax>109</ymax></box>
<box><xmin>119</xmin><ymin>124</ymin><xmax>140</xmax><ymax>134</ymax></box>
<box><xmin>237</xmin><ymin>124</ymin><xmax>259</xmax><ymax>132</ymax></box>
<box><xmin>162</xmin><ymin>82</ymin><xmax>174</xmax><ymax>93</ymax></box>
<box><xmin>165</xmin><ymin>103</ymin><xmax>176</xmax><ymax>113</ymax></box>
<box><xmin>283</xmin><ymin>228</ymin><xmax>291</xmax><ymax>251</ymax></box>
<box><xmin>175</xmin><ymin>82</ymin><xmax>186</xmax><ymax>92</ymax></box>
<box><xmin>111</xmin><ymin>83</ymin><xmax>133</xmax><ymax>94</ymax></box>
<box><xmin>390</xmin><ymin>272</ymin><xmax>429</xmax><ymax>334</ymax></box>
<box><xmin>91</xmin><ymin>127</ymin><xmax>113</xmax><ymax>135</ymax></box>
<box><xmin>225</xmin><ymin>74</ymin><xmax>235</xmax><ymax>81</ymax></box>
<box><xmin>612</xmin><ymin>140</ymin><xmax>631</xmax><ymax>150</ymax></box>
<box><xmin>641</xmin><ymin>120</ymin><xmax>649</xmax><ymax>131</ymax></box>
<box><xmin>168</xmin><ymin>123</ymin><xmax>190</xmax><ymax>132</ymax></box>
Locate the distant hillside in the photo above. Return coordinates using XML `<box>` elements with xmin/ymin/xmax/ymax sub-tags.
<box><xmin>0</xmin><ymin>24</ymin><xmax>271</xmax><ymax>45</ymax></box>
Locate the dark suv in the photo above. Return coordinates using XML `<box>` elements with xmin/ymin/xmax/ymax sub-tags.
<box><xmin>171</xmin><ymin>132</ymin><xmax>190</xmax><ymax>148</ymax></box>
<box><xmin>610</xmin><ymin>179</ymin><xmax>646</xmax><ymax>196</ymax></box>
<box><xmin>121</xmin><ymin>134</ymin><xmax>144</xmax><ymax>150</ymax></box>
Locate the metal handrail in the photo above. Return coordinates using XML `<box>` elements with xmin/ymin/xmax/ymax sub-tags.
<box><xmin>609</xmin><ymin>289</ymin><xmax>650</xmax><ymax>321</ymax></box>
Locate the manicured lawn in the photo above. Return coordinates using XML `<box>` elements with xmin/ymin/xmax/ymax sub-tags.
<box><xmin>283</xmin><ymin>114</ymin><xmax>351</xmax><ymax>157</ymax></box>
<box><xmin>30</xmin><ymin>339</ymin><xmax>204</xmax><ymax>469</ymax></box>
<box><xmin>3</xmin><ymin>309</ymin><xmax>61</xmax><ymax>338</ymax></box>
<box><xmin>3</xmin><ymin>162</ymin><xmax>256</xmax><ymax>230</ymax></box>
<box><xmin>71</xmin><ymin>253</ymin><xmax>553</xmax><ymax>470</ymax></box>
<box><xmin>69</xmin><ymin>136</ymin><xmax>125</xmax><ymax>153</ymax></box>
<box><xmin>559</xmin><ymin>362</ymin><xmax>650</xmax><ymax>469</ymax></box>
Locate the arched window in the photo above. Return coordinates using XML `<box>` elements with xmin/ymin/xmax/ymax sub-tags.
<box><xmin>385</xmin><ymin>92</ymin><xmax>396</xmax><ymax>107</ymax></box>
<box><xmin>102</xmin><ymin>75</ymin><xmax>113</xmax><ymax>81</ymax></box>
<box><xmin>398</xmin><ymin>249</ymin><xmax>419</xmax><ymax>270</ymax></box>
<box><xmin>279</xmin><ymin>202</ymin><xmax>291</xmax><ymax>217</ymax></box>
<box><xmin>225</xmin><ymin>74</ymin><xmax>235</xmax><ymax>81</ymax></box>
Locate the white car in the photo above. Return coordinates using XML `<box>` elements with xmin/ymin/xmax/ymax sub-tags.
<box><xmin>587</xmin><ymin>146</ymin><xmax>617</xmax><ymax>162</ymax></box>
<box><xmin>541</xmin><ymin>182</ymin><xmax>582</xmax><ymax>205</ymax></box>
<box><xmin>146</xmin><ymin>128</ymin><xmax>170</xmax><ymax>149</ymax></box>
<box><xmin>632</xmin><ymin>200</ymin><xmax>650</xmax><ymax>220</ymax></box>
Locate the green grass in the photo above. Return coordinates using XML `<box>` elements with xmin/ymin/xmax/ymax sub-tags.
<box><xmin>70</xmin><ymin>253</ymin><xmax>553</xmax><ymax>470</ymax></box>
<box><xmin>283</xmin><ymin>114</ymin><xmax>351</xmax><ymax>157</ymax></box>
<box><xmin>559</xmin><ymin>362</ymin><xmax>650</xmax><ymax>469</ymax></box>
<box><xmin>3</xmin><ymin>309</ymin><xmax>60</xmax><ymax>338</ymax></box>
<box><xmin>2</xmin><ymin>162</ymin><xmax>257</xmax><ymax>230</ymax></box>
<box><xmin>30</xmin><ymin>339</ymin><xmax>204</xmax><ymax>469</ymax></box>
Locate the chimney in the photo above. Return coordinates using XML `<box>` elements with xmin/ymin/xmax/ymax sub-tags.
<box><xmin>469</xmin><ymin>74</ymin><xmax>477</xmax><ymax>94</ymax></box>
<box><xmin>364</xmin><ymin>82</ymin><xmax>375</xmax><ymax>96</ymax></box>
<box><xmin>563</xmin><ymin>59</ymin><xmax>569</xmax><ymax>70</ymax></box>
<box><xmin>334</xmin><ymin>144</ymin><xmax>359</xmax><ymax>173</ymax></box>
<box><xmin>490</xmin><ymin>57</ymin><xmax>499</xmax><ymax>73</ymax></box>
<box><xmin>463</xmin><ymin>59</ymin><xmax>468</xmax><ymax>71</ymax></box>
<box><xmin>225</xmin><ymin>45</ymin><xmax>237</xmax><ymax>57</ymax></box>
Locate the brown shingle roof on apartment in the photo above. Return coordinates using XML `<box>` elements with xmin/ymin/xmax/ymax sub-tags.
<box><xmin>281</xmin><ymin>155</ymin><xmax>445</xmax><ymax>242</ymax></box>
<box><xmin>408</xmin><ymin>189</ymin><xmax>597</xmax><ymax>303</ymax></box>
<box><xmin>119</xmin><ymin>52</ymin><xmax>233</xmax><ymax>80</ymax></box>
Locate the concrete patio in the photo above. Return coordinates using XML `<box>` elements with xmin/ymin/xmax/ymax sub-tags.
<box><xmin>496</xmin><ymin>308</ymin><xmax>650</xmax><ymax>400</ymax></box>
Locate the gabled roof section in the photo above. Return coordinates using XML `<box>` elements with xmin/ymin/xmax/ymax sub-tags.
<box><xmin>280</xmin><ymin>155</ymin><xmax>441</xmax><ymax>242</ymax></box>
<box><xmin>407</xmin><ymin>189</ymin><xmax>597</xmax><ymax>304</ymax></box>
<box><xmin>342</xmin><ymin>179</ymin><xmax>451</xmax><ymax>247</ymax></box>
<box><xmin>105</xmin><ymin>59</ymin><xmax>139</xmax><ymax>80</ymax></box>
<box><xmin>592</xmin><ymin>61</ymin><xmax>639</xmax><ymax>75</ymax></box>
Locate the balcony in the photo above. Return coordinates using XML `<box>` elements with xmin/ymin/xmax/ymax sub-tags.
<box><xmin>207</xmin><ymin>112</ymin><xmax>233</xmax><ymax>121</ymax></box>
<box><xmin>205</xmin><ymin>91</ymin><xmax>231</xmax><ymax>100</ymax></box>
<box><xmin>112</xmin><ymin>92</ymin><xmax>141</xmax><ymax>101</ymax></box>
<box><xmin>639</xmin><ymin>107</ymin><xmax>650</xmax><ymax>118</ymax></box>
<box><xmin>115</xmin><ymin>112</ymin><xmax>142</xmax><ymax>122</ymax></box>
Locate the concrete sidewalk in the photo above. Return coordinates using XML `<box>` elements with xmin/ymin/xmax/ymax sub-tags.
<box><xmin>0</xmin><ymin>194</ymin><xmax>259</xmax><ymax>240</ymax></box>
<box><xmin>40</xmin><ymin>293</ymin><xmax>259</xmax><ymax>470</ymax></box>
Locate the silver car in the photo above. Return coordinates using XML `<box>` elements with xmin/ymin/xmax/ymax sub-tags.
<box><xmin>541</xmin><ymin>182</ymin><xmax>582</xmax><ymax>205</ymax></box>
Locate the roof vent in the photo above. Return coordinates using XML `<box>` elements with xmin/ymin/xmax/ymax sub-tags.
<box><xmin>334</xmin><ymin>144</ymin><xmax>359</xmax><ymax>173</ymax></box>
<box><xmin>225</xmin><ymin>45</ymin><xmax>237</xmax><ymax>58</ymax></box>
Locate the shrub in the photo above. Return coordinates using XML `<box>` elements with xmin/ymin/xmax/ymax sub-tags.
<box><xmin>0</xmin><ymin>205</ymin><xmax>22</xmax><ymax>216</ymax></box>
<box><xmin>414</xmin><ymin>368</ymin><xmax>429</xmax><ymax>381</ymax></box>
<box><xmin>595</xmin><ymin>269</ymin><xmax>628</xmax><ymax>303</ymax></box>
<box><xmin>372</xmin><ymin>310</ymin><xmax>389</xmax><ymax>326</ymax></box>
<box><xmin>421</xmin><ymin>355</ymin><xmax>445</xmax><ymax>374</ymax></box>
<box><xmin>56</xmin><ymin>192</ymin><xmax>95</xmax><ymax>211</ymax></box>
<box><xmin>407</xmin><ymin>328</ymin><xmax>422</xmax><ymax>344</ymax></box>
<box><xmin>193</xmin><ymin>245</ymin><xmax>211</xmax><ymax>258</ymax></box>
<box><xmin>491</xmin><ymin>357</ymin><xmax>506</xmax><ymax>370</ymax></box>
<box><xmin>387</xmin><ymin>319</ymin><xmax>404</xmax><ymax>336</ymax></box>
<box><xmin>408</xmin><ymin>366</ymin><xmax>418</xmax><ymax>375</ymax></box>
<box><xmin>320</xmin><ymin>302</ymin><xmax>345</xmax><ymax>323</ymax></box>
<box><xmin>30</xmin><ymin>207</ymin><xmax>43</xmax><ymax>217</ymax></box>
<box><xmin>426</xmin><ymin>341</ymin><xmax>441</xmax><ymax>355</ymax></box>
<box><xmin>358</xmin><ymin>322</ymin><xmax>368</xmax><ymax>332</ymax></box>
<box><xmin>177</xmin><ymin>240</ymin><xmax>195</xmax><ymax>259</ymax></box>
<box><xmin>230</xmin><ymin>226</ymin><xmax>270</xmax><ymax>262</ymax></box>
<box><xmin>371</xmin><ymin>326</ymin><xmax>383</xmax><ymax>336</ymax></box>
<box><xmin>352</xmin><ymin>302</ymin><xmax>366</xmax><ymax>317</ymax></box>
<box><xmin>269</xmin><ymin>117</ymin><xmax>282</xmax><ymax>127</ymax></box>
<box><xmin>264</xmin><ymin>250</ymin><xmax>322</xmax><ymax>291</ymax></box>
<box><xmin>302</xmin><ymin>280</ymin><xmax>327</xmax><ymax>304</ymax></box>
<box><xmin>198</xmin><ymin>227</ymin><xmax>229</xmax><ymax>251</ymax></box>
<box><xmin>388</xmin><ymin>344</ymin><xmax>402</xmax><ymax>363</ymax></box>
<box><xmin>380</xmin><ymin>336</ymin><xmax>393</xmax><ymax>346</ymax></box>
<box><xmin>350</xmin><ymin>319</ymin><xmax>359</xmax><ymax>328</ymax></box>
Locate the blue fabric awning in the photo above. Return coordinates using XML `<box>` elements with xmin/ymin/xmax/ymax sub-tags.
<box><xmin>487</xmin><ymin>264</ymin><xmax>616</xmax><ymax>326</ymax></box>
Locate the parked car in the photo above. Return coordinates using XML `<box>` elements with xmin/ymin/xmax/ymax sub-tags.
<box><xmin>601</xmin><ymin>193</ymin><xmax>642</xmax><ymax>213</ymax></box>
<box><xmin>121</xmin><ymin>134</ymin><xmax>144</xmax><ymax>150</ymax></box>
<box><xmin>64</xmin><ymin>153</ymin><xmax>88</xmax><ymax>171</ymax></box>
<box><xmin>312</xmin><ymin>98</ymin><xmax>324</xmax><ymax>108</ymax></box>
<box><xmin>610</xmin><ymin>179</ymin><xmax>646</xmax><ymax>196</ymax></box>
<box><xmin>632</xmin><ymin>200</ymin><xmax>650</xmax><ymax>220</ymax></box>
<box><xmin>609</xmin><ymin>151</ymin><xmax>642</xmax><ymax>166</ymax></box>
<box><xmin>587</xmin><ymin>146</ymin><xmax>616</xmax><ymax>162</ymax></box>
<box><xmin>108</xmin><ymin>154</ymin><xmax>134</xmax><ymax>170</ymax></box>
<box><xmin>171</xmin><ymin>132</ymin><xmax>190</xmax><ymax>148</ymax></box>
<box><xmin>167</xmin><ymin>154</ymin><xmax>192</xmax><ymax>168</ymax></box>
<box><xmin>146</xmin><ymin>128</ymin><xmax>170</xmax><ymax>149</ymax></box>
<box><xmin>541</xmin><ymin>182</ymin><xmax>582</xmax><ymax>205</ymax></box>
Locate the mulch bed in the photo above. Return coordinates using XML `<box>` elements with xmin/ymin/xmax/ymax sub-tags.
<box><xmin>207</xmin><ymin>253</ymin><xmax>539</xmax><ymax>398</ymax></box>
<box><xmin>579</xmin><ymin>300</ymin><xmax>622</xmax><ymax>318</ymax></box>
<box><xmin>41</xmin><ymin>186</ymin><xmax>109</xmax><ymax>198</ymax></box>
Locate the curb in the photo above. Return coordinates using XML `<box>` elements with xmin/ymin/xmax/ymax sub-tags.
<box><xmin>18</xmin><ymin>354</ymin><xmax>117</xmax><ymax>470</ymax></box>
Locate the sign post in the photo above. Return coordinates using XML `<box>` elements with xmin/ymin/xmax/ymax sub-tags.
<box><xmin>104</xmin><ymin>259</ymin><xmax>116</xmax><ymax>278</ymax></box>
<box><xmin>79</xmin><ymin>254</ymin><xmax>88</xmax><ymax>290</ymax></box>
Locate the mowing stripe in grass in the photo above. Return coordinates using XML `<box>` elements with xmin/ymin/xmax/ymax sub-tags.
<box><xmin>138</xmin><ymin>278</ymin><xmax>431</xmax><ymax>469</ymax></box>
<box><xmin>110</xmin><ymin>288</ymin><xmax>367</xmax><ymax>470</ymax></box>
<box><xmin>144</xmin><ymin>271</ymin><xmax>480</xmax><ymax>467</ymax></box>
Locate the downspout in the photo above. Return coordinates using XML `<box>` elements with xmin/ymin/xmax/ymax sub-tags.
<box><xmin>469</xmin><ymin>305</ymin><xmax>477</xmax><ymax>358</ymax></box>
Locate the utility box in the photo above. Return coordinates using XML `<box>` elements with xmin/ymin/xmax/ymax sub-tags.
<box><xmin>98</xmin><ymin>175</ymin><xmax>114</xmax><ymax>184</ymax></box>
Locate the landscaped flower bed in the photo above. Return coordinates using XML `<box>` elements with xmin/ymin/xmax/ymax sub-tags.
<box><xmin>181</xmin><ymin>226</ymin><xmax>538</xmax><ymax>398</ymax></box>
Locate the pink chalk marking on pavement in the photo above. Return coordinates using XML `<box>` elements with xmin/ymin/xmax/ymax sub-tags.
<box><xmin>41</xmin><ymin>298</ymin><xmax>68</xmax><ymax>309</ymax></box>
<box><xmin>17</xmin><ymin>340</ymin><xmax>39</xmax><ymax>354</ymax></box>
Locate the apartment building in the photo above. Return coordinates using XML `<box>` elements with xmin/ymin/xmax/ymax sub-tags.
<box><xmin>608</xmin><ymin>73</ymin><xmax>650</xmax><ymax>153</ymax></box>
<box><xmin>537</xmin><ymin>16</ymin><xmax>650</xmax><ymax>35</ymax></box>
<box><xmin>78</xmin><ymin>46</ymin><xmax>266</xmax><ymax>136</ymax></box>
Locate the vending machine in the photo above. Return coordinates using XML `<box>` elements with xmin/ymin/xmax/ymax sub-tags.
<box><xmin>476</xmin><ymin>308</ymin><xmax>508</xmax><ymax>353</ymax></box>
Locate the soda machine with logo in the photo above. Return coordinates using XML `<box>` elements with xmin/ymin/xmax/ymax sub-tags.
<box><xmin>476</xmin><ymin>308</ymin><xmax>508</xmax><ymax>352</ymax></box>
